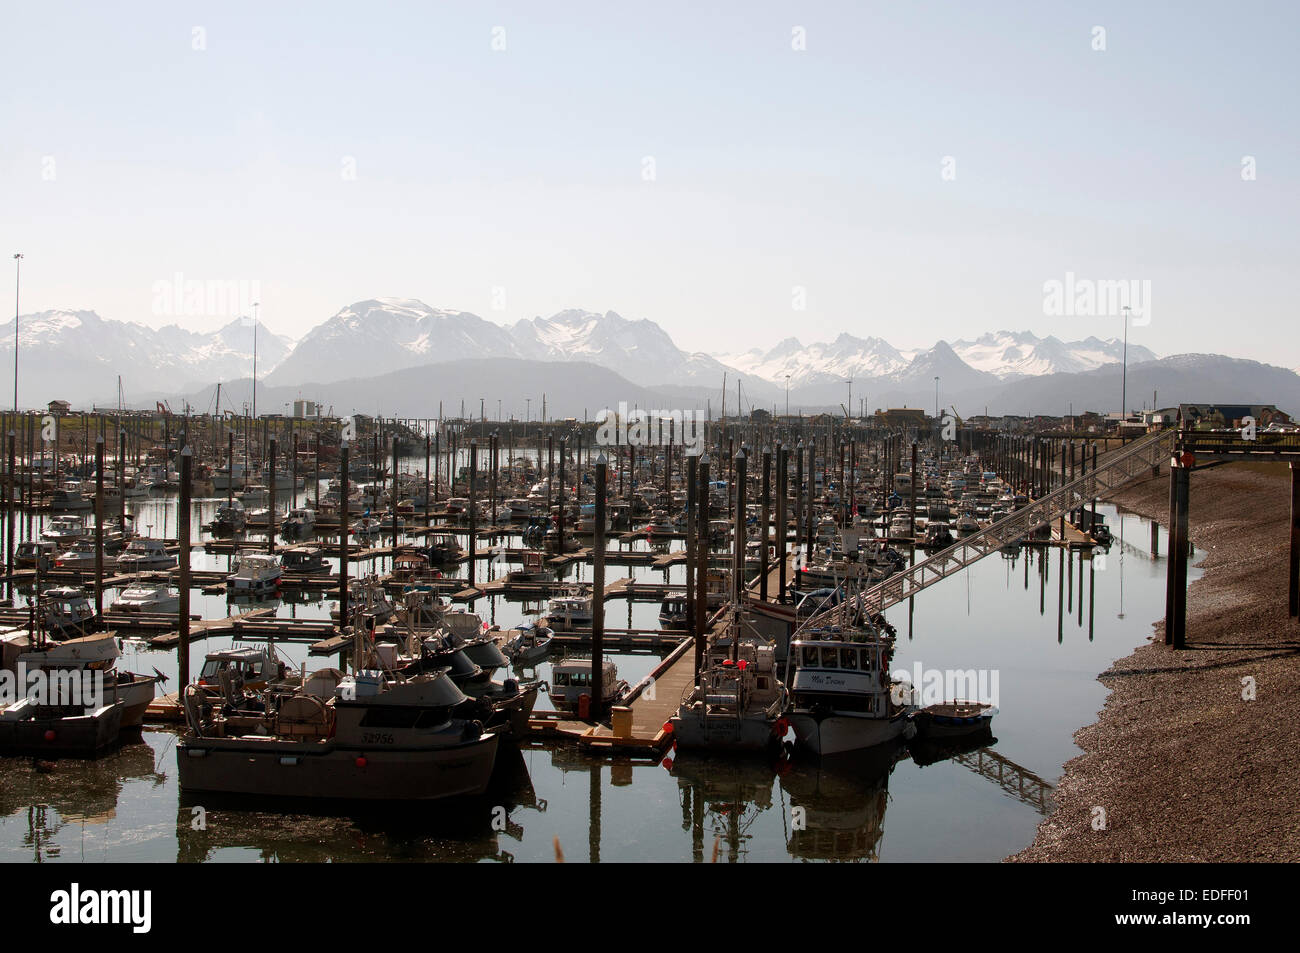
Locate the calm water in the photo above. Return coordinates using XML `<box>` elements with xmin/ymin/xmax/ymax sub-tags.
<box><xmin>0</xmin><ymin>490</ymin><xmax>1193</xmax><ymax>863</ymax></box>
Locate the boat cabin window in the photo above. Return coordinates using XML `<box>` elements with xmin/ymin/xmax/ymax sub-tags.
<box><xmin>840</xmin><ymin>648</ymin><xmax>858</xmax><ymax>670</ymax></box>
<box><xmin>802</xmin><ymin>646</ymin><xmax>819</xmax><ymax>667</ymax></box>
<box><xmin>359</xmin><ymin>706</ymin><xmax>420</xmax><ymax>729</ymax></box>
<box><xmin>820</xmin><ymin>648</ymin><xmax>838</xmax><ymax>668</ymax></box>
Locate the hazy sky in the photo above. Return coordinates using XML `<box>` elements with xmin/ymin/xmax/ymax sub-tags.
<box><xmin>3</xmin><ymin>1</ymin><xmax>1296</xmax><ymax>365</ymax></box>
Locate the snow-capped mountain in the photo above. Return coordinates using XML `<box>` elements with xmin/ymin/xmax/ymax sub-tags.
<box><xmin>718</xmin><ymin>329</ymin><xmax>1157</xmax><ymax>391</ymax></box>
<box><xmin>719</xmin><ymin>333</ymin><xmax>910</xmax><ymax>389</ymax></box>
<box><xmin>265</xmin><ymin>298</ymin><xmax>518</xmax><ymax>386</ymax></box>
<box><xmin>509</xmin><ymin>308</ymin><xmax>746</xmax><ymax>392</ymax></box>
<box><xmin>951</xmin><ymin>331</ymin><xmax>1157</xmax><ymax>380</ymax></box>
<box><xmin>0</xmin><ymin>310</ymin><xmax>293</xmax><ymax>406</ymax></box>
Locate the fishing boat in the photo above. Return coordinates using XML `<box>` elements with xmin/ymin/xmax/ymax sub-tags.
<box><xmin>1</xmin><ymin>629</ymin><xmax>159</xmax><ymax>729</ymax></box>
<box><xmin>923</xmin><ymin>521</ymin><xmax>954</xmax><ymax>549</ymax></box>
<box><xmin>50</xmin><ymin>485</ymin><xmax>90</xmax><ymax>512</ymax></box>
<box><xmin>238</xmin><ymin>484</ymin><xmax>269</xmax><ymax>504</ymax></box>
<box><xmin>505</xmin><ymin>498</ymin><xmax>533</xmax><ymax>520</ymax></box>
<box><xmin>658</xmin><ymin>595</ymin><xmax>688</xmax><ymax>629</ymax></box>
<box><xmin>670</xmin><ymin>619</ymin><xmax>789</xmax><ymax>753</ymax></box>
<box><xmin>226</xmin><ymin>553</ymin><xmax>283</xmax><ymax>595</ymax></box>
<box><xmin>43</xmin><ymin>515</ymin><xmax>86</xmax><ymax>544</ymax></box>
<box><xmin>54</xmin><ymin>537</ymin><xmax>114</xmax><ymax>571</ymax></box>
<box><xmin>391</xmin><ymin>629</ymin><xmax>539</xmax><ymax>740</ymax></box>
<box><xmin>423</xmin><ymin>532</ymin><xmax>464</xmax><ymax>564</ymax></box>
<box><xmin>14</xmin><ymin>540</ymin><xmax>56</xmax><ymax>572</ymax></box>
<box><xmin>548</xmin><ymin>656</ymin><xmax>627</xmax><ymax>714</ymax></box>
<box><xmin>330</xmin><ymin>576</ymin><xmax>395</xmax><ymax>626</ymax></box>
<box><xmin>196</xmin><ymin>644</ymin><xmax>285</xmax><ymax>692</ymax></box>
<box><xmin>910</xmin><ymin>701</ymin><xmax>996</xmax><ymax>740</ymax></box>
<box><xmin>505</xmin><ymin>550</ymin><xmax>552</xmax><ymax>584</ymax></box>
<box><xmin>0</xmin><ymin>694</ymin><xmax>122</xmax><ymax>757</ymax></box>
<box><xmin>212</xmin><ymin>462</ymin><xmax>249</xmax><ymax>492</ymax></box>
<box><xmin>43</xmin><ymin>587</ymin><xmax>98</xmax><ymax>636</ymax></box>
<box><xmin>785</xmin><ymin>621</ymin><xmax>912</xmax><ymax>756</ymax></box>
<box><xmin>110</xmin><ymin>582</ymin><xmax>181</xmax><ymax>614</ymax></box>
<box><xmin>502</xmin><ymin>623</ymin><xmax>555</xmax><ymax>665</ymax></box>
<box><xmin>209</xmin><ymin>499</ymin><xmax>248</xmax><ymax>534</ymax></box>
<box><xmin>176</xmin><ymin>664</ymin><xmax>500</xmax><ymax>803</ymax></box>
<box><xmin>114</xmin><ymin>537</ymin><xmax>176</xmax><ymax>572</ymax></box>
<box><xmin>282</xmin><ymin>507</ymin><xmax>316</xmax><ymax>539</ymax></box>
<box><xmin>280</xmin><ymin>545</ymin><xmax>326</xmax><ymax>575</ymax></box>
<box><xmin>546</xmin><ymin>588</ymin><xmax>593</xmax><ymax>631</ymax></box>
<box><xmin>352</xmin><ymin>517</ymin><xmax>382</xmax><ymax>541</ymax></box>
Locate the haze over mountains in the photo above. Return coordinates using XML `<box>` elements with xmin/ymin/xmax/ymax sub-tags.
<box><xmin>7</xmin><ymin>297</ymin><xmax>1296</xmax><ymax>419</ymax></box>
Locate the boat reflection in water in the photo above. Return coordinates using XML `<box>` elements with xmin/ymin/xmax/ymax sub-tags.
<box><xmin>0</xmin><ymin>738</ymin><xmax>165</xmax><ymax>863</ymax></box>
<box><xmin>665</xmin><ymin>754</ymin><xmax>779</xmax><ymax>863</ymax></box>
<box><xmin>779</xmin><ymin>739</ymin><xmax>908</xmax><ymax>862</ymax></box>
<box><xmin>175</xmin><ymin>741</ymin><xmax>544</xmax><ymax>863</ymax></box>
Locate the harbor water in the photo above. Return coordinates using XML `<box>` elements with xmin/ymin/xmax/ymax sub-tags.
<box><xmin>0</xmin><ymin>494</ymin><xmax>1195</xmax><ymax>863</ymax></box>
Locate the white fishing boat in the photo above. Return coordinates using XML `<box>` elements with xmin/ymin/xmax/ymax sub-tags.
<box><xmin>110</xmin><ymin>582</ymin><xmax>181</xmax><ymax>614</ymax></box>
<box><xmin>670</xmin><ymin>623</ymin><xmax>788</xmax><ymax>753</ymax></box>
<box><xmin>282</xmin><ymin>507</ymin><xmax>316</xmax><ymax>539</ymax></box>
<box><xmin>548</xmin><ymin>656</ymin><xmax>627</xmax><ymax>714</ymax></box>
<box><xmin>502</xmin><ymin>623</ymin><xmax>555</xmax><ymax>664</ymax></box>
<box><xmin>785</xmin><ymin>622</ymin><xmax>912</xmax><ymax>756</ymax></box>
<box><xmin>226</xmin><ymin>553</ymin><xmax>283</xmax><ymax>594</ymax></box>
<box><xmin>546</xmin><ymin>587</ymin><xmax>593</xmax><ymax>630</ymax></box>
<box><xmin>54</xmin><ymin>537</ymin><xmax>113</xmax><ymax>571</ymax></box>
<box><xmin>0</xmin><ymin>629</ymin><xmax>159</xmax><ymax>729</ymax></box>
<box><xmin>43</xmin><ymin>515</ymin><xmax>86</xmax><ymax>544</ymax></box>
<box><xmin>114</xmin><ymin>537</ymin><xmax>177</xmax><ymax>572</ymax></box>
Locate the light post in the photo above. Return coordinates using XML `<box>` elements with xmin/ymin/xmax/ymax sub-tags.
<box><xmin>1120</xmin><ymin>305</ymin><xmax>1130</xmax><ymax>420</ymax></box>
<box><xmin>934</xmin><ymin>376</ymin><xmax>940</xmax><ymax>419</ymax></box>
<box><xmin>784</xmin><ymin>374</ymin><xmax>790</xmax><ymax>419</ymax></box>
<box><xmin>251</xmin><ymin>301</ymin><xmax>259</xmax><ymax>421</ymax></box>
<box><xmin>12</xmin><ymin>253</ymin><xmax>23</xmax><ymax>412</ymax></box>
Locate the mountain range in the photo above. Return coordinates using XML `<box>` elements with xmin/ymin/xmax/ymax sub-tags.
<box><xmin>0</xmin><ymin>310</ymin><xmax>294</xmax><ymax>408</ymax></box>
<box><xmin>5</xmin><ymin>298</ymin><xmax>1294</xmax><ymax>419</ymax></box>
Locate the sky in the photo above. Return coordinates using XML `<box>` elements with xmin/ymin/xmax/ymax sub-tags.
<box><xmin>2</xmin><ymin>1</ymin><xmax>1297</xmax><ymax>366</ymax></box>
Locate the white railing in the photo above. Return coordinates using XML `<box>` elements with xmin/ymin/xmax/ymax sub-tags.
<box><xmin>797</xmin><ymin>429</ymin><xmax>1176</xmax><ymax>629</ymax></box>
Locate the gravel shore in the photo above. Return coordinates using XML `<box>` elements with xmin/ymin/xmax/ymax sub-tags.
<box><xmin>1009</xmin><ymin>462</ymin><xmax>1299</xmax><ymax>862</ymax></box>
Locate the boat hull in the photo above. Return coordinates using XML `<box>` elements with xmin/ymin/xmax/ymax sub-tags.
<box><xmin>671</xmin><ymin>708</ymin><xmax>784</xmax><ymax>753</ymax></box>
<box><xmin>789</xmin><ymin>707</ymin><xmax>912</xmax><ymax>756</ymax></box>
<box><xmin>0</xmin><ymin>702</ymin><xmax>124</xmax><ymax>757</ymax></box>
<box><xmin>176</xmin><ymin>733</ymin><xmax>499</xmax><ymax>801</ymax></box>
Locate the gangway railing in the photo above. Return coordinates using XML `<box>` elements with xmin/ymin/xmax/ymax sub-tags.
<box><xmin>800</xmin><ymin>428</ymin><xmax>1176</xmax><ymax>628</ymax></box>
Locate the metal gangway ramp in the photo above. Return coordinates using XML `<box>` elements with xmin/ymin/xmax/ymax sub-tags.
<box><xmin>803</xmin><ymin>428</ymin><xmax>1178</xmax><ymax>627</ymax></box>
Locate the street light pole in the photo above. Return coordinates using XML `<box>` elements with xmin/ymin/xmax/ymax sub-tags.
<box><xmin>785</xmin><ymin>374</ymin><xmax>790</xmax><ymax>419</ymax></box>
<box><xmin>934</xmin><ymin>376</ymin><xmax>940</xmax><ymax>419</ymax></box>
<box><xmin>12</xmin><ymin>253</ymin><xmax>23</xmax><ymax>412</ymax></box>
<box><xmin>251</xmin><ymin>301</ymin><xmax>259</xmax><ymax>421</ymax></box>
<box><xmin>1121</xmin><ymin>305</ymin><xmax>1130</xmax><ymax>420</ymax></box>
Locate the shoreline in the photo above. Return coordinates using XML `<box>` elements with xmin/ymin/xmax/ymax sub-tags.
<box><xmin>1010</xmin><ymin>461</ymin><xmax>1299</xmax><ymax>862</ymax></box>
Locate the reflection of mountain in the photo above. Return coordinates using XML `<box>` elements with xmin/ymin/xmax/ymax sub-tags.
<box><xmin>668</xmin><ymin>754</ymin><xmax>778</xmax><ymax>863</ymax></box>
<box><xmin>0</xmin><ymin>737</ymin><xmax>166</xmax><ymax>862</ymax></box>
<box><xmin>778</xmin><ymin>740</ymin><xmax>907</xmax><ymax>862</ymax></box>
<box><xmin>174</xmin><ymin>742</ymin><xmax>541</xmax><ymax>863</ymax></box>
